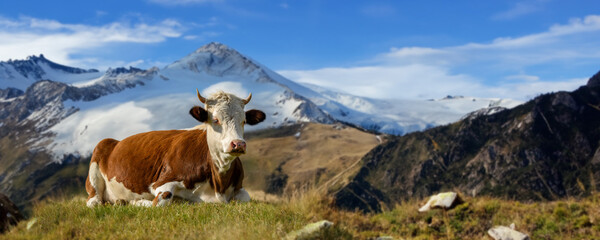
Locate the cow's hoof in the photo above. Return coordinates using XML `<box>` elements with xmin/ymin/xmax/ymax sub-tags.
<box><xmin>86</xmin><ymin>196</ymin><xmax>103</xmax><ymax>208</ymax></box>
<box><xmin>115</xmin><ymin>199</ymin><xmax>128</xmax><ymax>206</ymax></box>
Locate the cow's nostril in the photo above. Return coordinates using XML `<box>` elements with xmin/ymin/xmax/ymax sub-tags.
<box><xmin>231</xmin><ymin>140</ymin><xmax>246</xmax><ymax>151</ymax></box>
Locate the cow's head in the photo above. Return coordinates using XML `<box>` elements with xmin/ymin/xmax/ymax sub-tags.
<box><xmin>189</xmin><ymin>90</ymin><xmax>265</xmax><ymax>170</ymax></box>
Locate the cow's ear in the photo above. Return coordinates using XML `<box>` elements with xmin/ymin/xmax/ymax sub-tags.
<box><xmin>245</xmin><ymin>109</ymin><xmax>266</xmax><ymax>125</ymax></box>
<box><xmin>190</xmin><ymin>106</ymin><xmax>208</xmax><ymax>122</ymax></box>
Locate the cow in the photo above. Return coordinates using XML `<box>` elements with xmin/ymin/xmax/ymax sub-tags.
<box><xmin>85</xmin><ymin>90</ymin><xmax>266</xmax><ymax>207</ymax></box>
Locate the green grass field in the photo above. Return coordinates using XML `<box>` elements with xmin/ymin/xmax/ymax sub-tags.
<box><xmin>2</xmin><ymin>192</ymin><xmax>600</xmax><ymax>239</ymax></box>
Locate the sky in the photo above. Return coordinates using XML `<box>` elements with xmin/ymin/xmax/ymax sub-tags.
<box><xmin>0</xmin><ymin>0</ymin><xmax>599</xmax><ymax>100</ymax></box>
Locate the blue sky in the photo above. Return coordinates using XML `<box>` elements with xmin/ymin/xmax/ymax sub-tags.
<box><xmin>0</xmin><ymin>0</ymin><xmax>599</xmax><ymax>100</ymax></box>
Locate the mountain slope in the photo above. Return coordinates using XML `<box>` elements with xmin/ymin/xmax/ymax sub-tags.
<box><xmin>0</xmin><ymin>55</ymin><xmax>101</xmax><ymax>90</ymax></box>
<box><xmin>334</xmin><ymin>72</ymin><xmax>600</xmax><ymax>212</ymax></box>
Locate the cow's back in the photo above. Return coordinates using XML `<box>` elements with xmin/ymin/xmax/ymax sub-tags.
<box><xmin>98</xmin><ymin>130</ymin><xmax>208</xmax><ymax>195</ymax></box>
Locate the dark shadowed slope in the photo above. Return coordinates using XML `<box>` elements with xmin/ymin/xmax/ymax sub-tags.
<box><xmin>335</xmin><ymin>71</ymin><xmax>600</xmax><ymax>212</ymax></box>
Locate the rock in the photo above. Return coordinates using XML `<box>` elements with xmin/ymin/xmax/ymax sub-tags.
<box><xmin>418</xmin><ymin>192</ymin><xmax>463</xmax><ymax>212</ymax></box>
<box><xmin>0</xmin><ymin>193</ymin><xmax>24</xmax><ymax>234</ymax></box>
<box><xmin>375</xmin><ymin>236</ymin><xmax>394</xmax><ymax>240</ymax></box>
<box><xmin>588</xmin><ymin>70</ymin><xmax>600</xmax><ymax>87</ymax></box>
<box><xmin>285</xmin><ymin>220</ymin><xmax>333</xmax><ymax>240</ymax></box>
<box><xmin>551</xmin><ymin>92</ymin><xmax>578</xmax><ymax>110</ymax></box>
<box><xmin>26</xmin><ymin>218</ymin><xmax>37</xmax><ymax>230</ymax></box>
<box><xmin>487</xmin><ymin>225</ymin><xmax>530</xmax><ymax>240</ymax></box>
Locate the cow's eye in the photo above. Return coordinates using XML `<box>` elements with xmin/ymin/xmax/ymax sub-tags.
<box><xmin>213</xmin><ymin>118</ymin><xmax>220</xmax><ymax>124</ymax></box>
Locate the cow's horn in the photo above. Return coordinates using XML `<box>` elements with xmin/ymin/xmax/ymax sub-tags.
<box><xmin>243</xmin><ymin>93</ymin><xmax>252</xmax><ymax>104</ymax></box>
<box><xmin>196</xmin><ymin>89</ymin><xmax>206</xmax><ymax>104</ymax></box>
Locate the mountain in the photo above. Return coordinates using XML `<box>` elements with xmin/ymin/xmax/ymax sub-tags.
<box><xmin>0</xmin><ymin>54</ymin><xmax>101</xmax><ymax>90</ymax></box>
<box><xmin>0</xmin><ymin>42</ymin><xmax>520</xmax><ymax>211</ymax></box>
<box><xmin>334</xmin><ymin>71</ymin><xmax>600</xmax><ymax>212</ymax></box>
<box><xmin>305</xmin><ymin>84</ymin><xmax>522</xmax><ymax>135</ymax></box>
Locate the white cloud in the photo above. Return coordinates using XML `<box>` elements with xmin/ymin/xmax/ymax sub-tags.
<box><xmin>125</xmin><ymin>59</ymin><xmax>145</xmax><ymax>67</ymax></box>
<box><xmin>280</xmin><ymin>65</ymin><xmax>479</xmax><ymax>100</ymax></box>
<box><xmin>183</xmin><ymin>31</ymin><xmax>221</xmax><ymax>41</ymax></box>
<box><xmin>49</xmin><ymin>101</ymin><xmax>153</xmax><ymax>156</ymax></box>
<box><xmin>0</xmin><ymin>16</ymin><xmax>185</xmax><ymax>67</ymax></box>
<box><xmin>505</xmin><ymin>74</ymin><xmax>540</xmax><ymax>82</ymax></box>
<box><xmin>202</xmin><ymin>81</ymin><xmax>248</xmax><ymax>98</ymax></box>
<box><xmin>361</xmin><ymin>4</ymin><xmax>396</xmax><ymax>18</ymax></box>
<box><xmin>280</xmin><ymin>15</ymin><xmax>600</xmax><ymax>101</ymax></box>
<box><xmin>280</xmin><ymin>66</ymin><xmax>587</xmax><ymax>101</ymax></box>
<box><xmin>492</xmin><ymin>0</ymin><xmax>545</xmax><ymax>20</ymax></box>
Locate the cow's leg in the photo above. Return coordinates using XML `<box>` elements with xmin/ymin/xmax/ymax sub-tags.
<box><xmin>152</xmin><ymin>192</ymin><xmax>174</xmax><ymax>206</ymax></box>
<box><xmin>232</xmin><ymin>188</ymin><xmax>251</xmax><ymax>202</ymax></box>
<box><xmin>87</xmin><ymin>138</ymin><xmax>119</xmax><ymax>208</ymax></box>
<box><xmin>86</xmin><ymin>162</ymin><xmax>105</xmax><ymax>208</ymax></box>
<box><xmin>151</xmin><ymin>182</ymin><xmax>180</xmax><ymax>206</ymax></box>
<box><xmin>130</xmin><ymin>199</ymin><xmax>154</xmax><ymax>207</ymax></box>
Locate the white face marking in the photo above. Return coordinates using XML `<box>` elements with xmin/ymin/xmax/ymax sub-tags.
<box><xmin>204</xmin><ymin>92</ymin><xmax>247</xmax><ymax>172</ymax></box>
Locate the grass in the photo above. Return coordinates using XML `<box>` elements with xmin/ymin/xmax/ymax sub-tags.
<box><xmin>3</xmin><ymin>192</ymin><xmax>600</xmax><ymax>239</ymax></box>
<box><xmin>3</xmin><ymin>197</ymin><xmax>309</xmax><ymax>240</ymax></box>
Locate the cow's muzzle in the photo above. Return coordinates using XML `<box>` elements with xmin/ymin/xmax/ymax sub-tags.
<box><xmin>229</xmin><ymin>139</ymin><xmax>246</xmax><ymax>154</ymax></box>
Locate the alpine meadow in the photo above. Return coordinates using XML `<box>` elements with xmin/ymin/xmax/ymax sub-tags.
<box><xmin>2</xmin><ymin>1</ymin><xmax>600</xmax><ymax>239</ymax></box>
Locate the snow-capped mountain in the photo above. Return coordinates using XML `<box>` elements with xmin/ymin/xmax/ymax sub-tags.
<box><xmin>0</xmin><ymin>54</ymin><xmax>102</xmax><ymax>90</ymax></box>
<box><xmin>302</xmin><ymin>84</ymin><xmax>522</xmax><ymax>134</ymax></box>
<box><xmin>0</xmin><ymin>42</ymin><xmax>521</xmax><ymax>161</ymax></box>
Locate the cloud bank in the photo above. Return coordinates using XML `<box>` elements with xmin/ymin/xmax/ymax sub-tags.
<box><xmin>0</xmin><ymin>16</ymin><xmax>185</xmax><ymax>67</ymax></box>
<box><xmin>280</xmin><ymin>15</ymin><xmax>600</xmax><ymax>101</ymax></box>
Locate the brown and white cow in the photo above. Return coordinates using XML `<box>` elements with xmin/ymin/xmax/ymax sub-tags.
<box><xmin>85</xmin><ymin>90</ymin><xmax>266</xmax><ymax>207</ymax></box>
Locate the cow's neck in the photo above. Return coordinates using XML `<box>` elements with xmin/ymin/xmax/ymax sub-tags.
<box><xmin>206</xmin><ymin>129</ymin><xmax>237</xmax><ymax>173</ymax></box>
<box><xmin>209</xmin><ymin>150</ymin><xmax>237</xmax><ymax>173</ymax></box>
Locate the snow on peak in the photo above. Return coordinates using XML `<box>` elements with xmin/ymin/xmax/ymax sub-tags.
<box><xmin>0</xmin><ymin>55</ymin><xmax>102</xmax><ymax>90</ymax></box>
<box><xmin>194</xmin><ymin>42</ymin><xmax>232</xmax><ymax>54</ymax></box>
<box><xmin>165</xmin><ymin>42</ymin><xmax>262</xmax><ymax>77</ymax></box>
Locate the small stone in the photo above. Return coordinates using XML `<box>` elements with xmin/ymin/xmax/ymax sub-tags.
<box><xmin>488</xmin><ymin>225</ymin><xmax>530</xmax><ymax>240</ymax></box>
<box><xmin>285</xmin><ymin>220</ymin><xmax>333</xmax><ymax>240</ymax></box>
<box><xmin>26</xmin><ymin>218</ymin><xmax>37</xmax><ymax>230</ymax></box>
<box><xmin>418</xmin><ymin>192</ymin><xmax>463</xmax><ymax>212</ymax></box>
<box><xmin>376</xmin><ymin>236</ymin><xmax>394</xmax><ymax>240</ymax></box>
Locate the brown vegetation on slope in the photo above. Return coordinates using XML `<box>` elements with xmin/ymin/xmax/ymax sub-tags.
<box><xmin>243</xmin><ymin>123</ymin><xmax>381</xmax><ymax>198</ymax></box>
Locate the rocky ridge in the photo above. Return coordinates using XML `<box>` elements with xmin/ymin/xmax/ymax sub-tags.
<box><xmin>334</xmin><ymin>71</ymin><xmax>600</xmax><ymax>212</ymax></box>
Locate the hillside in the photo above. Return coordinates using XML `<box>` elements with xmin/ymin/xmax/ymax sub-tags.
<box><xmin>335</xmin><ymin>71</ymin><xmax>600</xmax><ymax>212</ymax></box>
<box><xmin>2</xmin><ymin>192</ymin><xmax>600</xmax><ymax>239</ymax></box>
<box><xmin>242</xmin><ymin>123</ymin><xmax>381</xmax><ymax>196</ymax></box>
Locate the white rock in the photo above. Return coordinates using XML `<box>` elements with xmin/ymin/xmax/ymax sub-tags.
<box><xmin>285</xmin><ymin>220</ymin><xmax>333</xmax><ymax>240</ymax></box>
<box><xmin>487</xmin><ymin>225</ymin><xmax>530</xmax><ymax>240</ymax></box>
<box><xmin>26</xmin><ymin>218</ymin><xmax>37</xmax><ymax>230</ymax></box>
<box><xmin>376</xmin><ymin>236</ymin><xmax>394</xmax><ymax>240</ymax></box>
<box><xmin>418</xmin><ymin>192</ymin><xmax>461</xmax><ymax>212</ymax></box>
